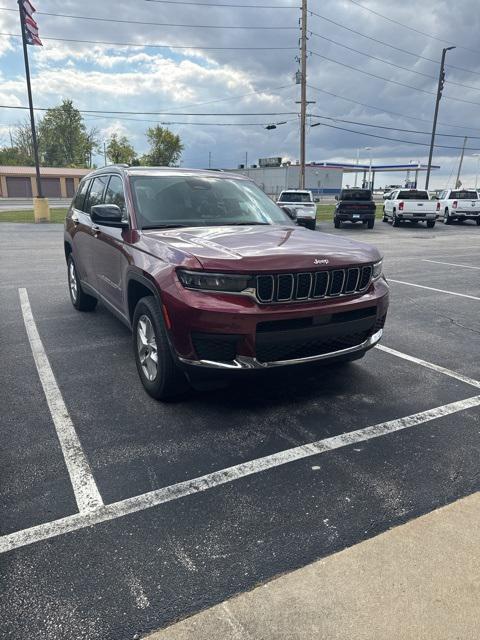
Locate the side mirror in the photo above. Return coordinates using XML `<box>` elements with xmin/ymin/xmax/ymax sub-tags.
<box><xmin>334</xmin><ymin>195</ymin><xmax>339</xmax><ymax>201</ymax></box>
<box><xmin>281</xmin><ymin>206</ymin><xmax>297</xmax><ymax>221</ymax></box>
<box><xmin>91</xmin><ymin>204</ymin><xmax>127</xmax><ymax>227</ymax></box>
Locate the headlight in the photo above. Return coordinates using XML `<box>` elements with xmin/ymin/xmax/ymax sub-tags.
<box><xmin>177</xmin><ymin>269</ymin><xmax>251</xmax><ymax>293</ymax></box>
<box><xmin>372</xmin><ymin>259</ymin><xmax>383</xmax><ymax>281</ymax></box>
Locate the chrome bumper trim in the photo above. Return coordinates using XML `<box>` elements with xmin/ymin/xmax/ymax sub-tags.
<box><xmin>178</xmin><ymin>329</ymin><xmax>383</xmax><ymax>370</ymax></box>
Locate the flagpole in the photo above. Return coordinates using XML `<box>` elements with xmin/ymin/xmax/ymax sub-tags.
<box><xmin>18</xmin><ymin>0</ymin><xmax>43</xmax><ymax>199</ymax></box>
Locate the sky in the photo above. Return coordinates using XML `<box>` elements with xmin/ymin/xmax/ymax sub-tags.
<box><xmin>1</xmin><ymin>0</ymin><xmax>480</xmax><ymax>188</ymax></box>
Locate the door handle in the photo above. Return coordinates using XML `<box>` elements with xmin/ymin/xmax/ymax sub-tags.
<box><xmin>72</xmin><ymin>214</ymin><xmax>80</xmax><ymax>225</ymax></box>
<box><xmin>92</xmin><ymin>224</ymin><xmax>100</xmax><ymax>236</ymax></box>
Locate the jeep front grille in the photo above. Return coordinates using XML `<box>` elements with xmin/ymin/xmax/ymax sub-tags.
<box><xmin>255</xmin><ymin>266</ymin><xmax>372</xmax><ymax>303</ymax></box>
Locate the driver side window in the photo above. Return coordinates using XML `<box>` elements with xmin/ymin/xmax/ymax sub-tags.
<box><xmin>105</xmin><ymin>175</ymin><xmax>127</xmax><ymax>221</ymax></box>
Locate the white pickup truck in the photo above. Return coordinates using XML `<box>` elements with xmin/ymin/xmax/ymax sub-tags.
<box><xmin>276</xmin><ymin>189</ymin><xmax>317</xmax><ymax>230</ymax></box>
<box><xmin>383</xmin><ymin>189</ymin><xmax>439</xmax><ymax>228</ymax></box>
<box><xmin>437</xmin><ymin>189</ymin><xmax>480</xmax><ymax>225</ymax></box>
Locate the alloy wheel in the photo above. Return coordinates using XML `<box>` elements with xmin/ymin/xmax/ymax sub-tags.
<box><xmin>69</xmin><ymin>261</ymin><xmax>78</xmax><ymax>303</ymax></box>
<box><xmin>137</xmin><ymin>314</ymin><xmax>158</xmax><ymax>382</ymax></box>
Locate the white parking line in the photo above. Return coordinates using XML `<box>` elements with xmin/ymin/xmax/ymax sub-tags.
<box><xmin>389</xmin><ymin>279</ymin><xmax>480</xmax><ymax>301</ymax></box>
<box><xmin>376</xmin><ymin>345</ymin><xmax>480</xmax><ymax>390</ymax></box>
<box><xmin>422</xmin><ymin>259</ymin><xmax>480</xmax><ymax>270</ymax></box>
<box><xmin>19</xmin><ymin>288</ymin><xmax>103</xmax><ymax>513</ymax></box>
<box><xmin>1</xmin><ymin>393</ymin><xmax>479</xmax><ymax>555</ymax></box>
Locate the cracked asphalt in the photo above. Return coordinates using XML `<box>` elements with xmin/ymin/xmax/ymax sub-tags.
<box><xmin>0</xmin><ymin>219</ymin><xmax>479</xmax><ymax>639</ymax></box>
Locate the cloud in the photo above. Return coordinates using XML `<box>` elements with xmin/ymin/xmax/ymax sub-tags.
<box><xmin>1</xmin><ymin>0</ymin><xmax>480</xmax><ymax>186</ymax></box>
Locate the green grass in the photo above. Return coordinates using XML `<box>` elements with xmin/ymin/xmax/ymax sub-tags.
<box><xmin>0</xmin><ymin>203</ymin><xmax>385</xmax><ymax>224</ymax></box>
<box><xmin>316</xmin><ymin>203</ymin><xmax>384</xmax><ymax>221</ymax></box>
<box><xmin>0</xmin><ymin>208</ymin><xmax>68</xmax><ymax>223</ymax></box>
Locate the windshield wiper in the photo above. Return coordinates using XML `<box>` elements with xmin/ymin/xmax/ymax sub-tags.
<box><xmin>224</xmin><ymin>221</ymin><xmax>271</xmax><ymax>226</ymax></box>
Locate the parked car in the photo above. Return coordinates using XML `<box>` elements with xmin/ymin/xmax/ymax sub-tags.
<box><xmin>276</xmin><ymin>189</ymin><xmax>317</xmax><ymax>230</ymax></box>
<box><xmin>437</xmin><ymin>189</ymin><xmax>480</xmax><ymax>225</ymax></box>
<box><xmin>334</xmin><ymin>188</ymin><xmax>376</xmax><ymax>229</ymax></box>
<box><xmin>383</xmin><ymin>189</ymin><xmax>439</xmax><ymax>227</ymax></box>
<box><xmin>64</xmin><ymin>167</ymin><xmax>389</xmax><ymax>400</ymax></box>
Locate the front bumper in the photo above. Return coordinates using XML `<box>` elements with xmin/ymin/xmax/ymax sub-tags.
<box><xmin>178</xmin><ymin>328</ymin><xmax>383</xmax><ymax>369</ymax></box>
<box><xmin>164</xmin><ymin>277</ymin><xmax>389</xmax><ymax>370</ymax></box>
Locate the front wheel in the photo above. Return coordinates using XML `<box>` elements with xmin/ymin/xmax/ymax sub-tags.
<box><xmin>426</xmin><ymin>220</ymin><xmax>435</xmax><ymax>228</ymax></box>
<box><xmin>67</xmin><ymin>255</ymin><xmax>97</xmax><ymax>311</ymax></box>
<box><xmin>476</xmin><ymin>218</ymin><xmax>480</xmax><ymax>226</ymax></box>
<box><xmin>133</xmin><ymin>296</ymin><xmax>189</xmax><ymax>401</ymax></box>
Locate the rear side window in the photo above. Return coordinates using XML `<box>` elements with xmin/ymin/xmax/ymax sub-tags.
<box><xmin>279</xmin><ymin>192</ymin><xmax>312</xmax><ymax>203</ymax></box>
<box><xmin>449</xmin><ymin>190</ymin><xmax>478</xmax><ymax>199</ymax></box>
<box><xmin>340</xmin><ymin>189</ymin><xmax>372</xmax><ymax>201</ymax></box>
<box><xmin>397</xmin><ymin>190</ymin><xmax>429</xmax><ymax>200</ymax></box>
<box><xmin>85</xmin><ymin>176</ymin><xmax>108</xmax><ymax>213</ymax></box>
<box><xmin>73</xmin><ymin>179</ymin><xmax>90</xmax><ymax>212</ymax></box>
<box><xmin>105</xmin><ymin>175</ymin><xmax>127</xmax><ymax>217</ymax></box>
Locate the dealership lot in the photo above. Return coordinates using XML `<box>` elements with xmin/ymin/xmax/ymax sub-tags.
<box><xmin>1</xmin><ymin>220</ymin><xmax>479</xmax><ymax>639</ymax></box>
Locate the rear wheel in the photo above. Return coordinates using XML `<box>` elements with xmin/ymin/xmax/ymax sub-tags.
<box><xmin>67</xmin><ymin>256</ymin><xmax>97</xmax><ymax>311</ymax></box>
<box><xmin>334</xmin><ymin>218</ymin><xmax>341</xmax><ymax>229</ymax></box>
<box><xmin>426</xmin><ymin>220</ymin><xmax>435</xmax><ymax>228</ymax></box>
<box><xmin>133</xmin><ymin>296</ymin><xmax>189</xmax><ymax>401</ymax></box>
<box><xmin>392</xmin><ymin>211</ymin><xmax>400</xmax><ymax>227</ymax></box>
<box><xmin>476</xmin><ymin>218</ymin><xmax>480</xmax><ymax>226</ymax></box>
<box><xmin>444</xmin><ymin>208</ymin><xmax>452</xmax><ymax>224</ymax></box>
<box><xmin>305</xmin><ymin>219</ymin><xmax>316</xmax><ymax>231</ymax></box>
<box><xmin>367</xmin><ymin>219</ymin><xmax>375</xmax><ymax>229</ymax></box>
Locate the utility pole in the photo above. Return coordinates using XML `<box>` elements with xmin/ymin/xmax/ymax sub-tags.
<box><xmin>18</xmin><ymin>0</ymin><xmax>43</xmax><ymax>199</ymax></box>
<box><xmin>299</xmin><ymin>0</ymin><xmax>307</xmax><ymax>189</ymax></box>
<box><xmin>455</xmin><ymin>136</ymin><xmax>468</xmax><ymax>188</ymax></box>
<box><xmin>103</xmin><ymin>141</ymin><xmax>107</xmax><ymax>166</ymax></box>
<box><xmin>425</xmin><ymin>46</ymin><xmax>456</xmax><ymax>190</ymax></box>
<box><xmin>354</xmin><ymin>148</ymin><xmax>359</xmax><ymax>187</ymax></box>
<box><xmin>208</xmin><ymin>151</ymin><xmax>212</xmax><ymax>169</ymax></box>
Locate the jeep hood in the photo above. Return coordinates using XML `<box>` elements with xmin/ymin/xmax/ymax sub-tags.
<box><xmin>141</xmin><ymin>224</ymin><xmax>381</xmax><ymax>271</ymax></box>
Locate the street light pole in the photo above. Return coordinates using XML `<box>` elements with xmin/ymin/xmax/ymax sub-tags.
<box><xmin>425</xmin><ymin>46</ymin><xmax>456</xmax><ymax>190</ymax></box>
<box><xmin>299</xmin><ymin>0</ymin><xmax>308</xmax><ymax>189</ymax></box>
<box><xmin>473</xmin><ymin>153</ymin><xmax>480</xmax><ymax>190</ymax></box>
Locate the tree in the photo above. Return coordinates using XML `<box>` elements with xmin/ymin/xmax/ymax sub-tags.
<box><xmin>12</xmin><ymin>120</ymin><xmax>37</xmax><ymax>162</ymax></box>
<box><xmin>0</xmin><ymin>145</ymin><xmax>33</xmax><ymax>166</ymax></box>
<box><xmin>36</xmin><ymin>99</ymin><xmax>98</xmax><ymax>167</ymax></box>
<box><xmin>106</xmin><ymin>133</ymin><xmax>136</xmax><ymax>165</ymax></box>
<box><xmin>142</xmin><ymin>126</ymin><xmax>183</xmax><ymax>166</ymax></box>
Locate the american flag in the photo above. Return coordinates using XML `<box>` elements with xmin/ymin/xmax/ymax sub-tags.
<box><xmin>21</xmin><ymin>0</ymin><xmax>42</xmax><ymax>46</ymax></box>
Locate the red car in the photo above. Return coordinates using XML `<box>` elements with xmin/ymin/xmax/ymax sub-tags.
<box><xmin>64</xmin><ymin>167</ymin><xmax>389</xmax><ymax>400</ymax></box>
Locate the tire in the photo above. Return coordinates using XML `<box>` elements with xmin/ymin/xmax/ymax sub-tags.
<box><xmin>382</xmin><ymin>207</ymin><xmax>388</xmax><ymax>222</ymax></box>
<box><xmin>392</xmin><ymin>212</ymin><xmax>400</xmax><ymax>227</ymax></box>
<box><xmin>367</xmin><ymin>219</ymin><xmax>375</xmax><ymax>229</ymax></box>
<box><xmin>133</xmin><ymin>296</ymin><xmax>188</xmax><ymax>401</ymax></box>
<box><xmin>334</xmin><ymin>218</ymin><xmax>341</xmax><ymax>229</ymax></box>
<box><xmin>426</xmin><ymin>220</ymin><xmax>435</xmax><ymax>228</ymax></box>
<box><xmin>67</xmin><ymin>255</ymin><xmax>97</xmax><ymax>311</ymax></box>
<box><xmin>305</xmin><ymin>219</ymin><xmax>316</xmax><ymax>231</ymax></box>
<box><xmin>476</xmin><ymin>218</ymin><xmax>480</xmax><ymax>226</ymax></box>
<box><xmin>444</xmin><ymin>208</ymin><xmax>452</xmax><ymax>224</ymax></box>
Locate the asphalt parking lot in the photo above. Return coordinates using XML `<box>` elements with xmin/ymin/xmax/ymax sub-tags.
<box><xmin>1</xmin><ymin>219</ymin><xmax>479</xmax><ymax>639</ymax></box>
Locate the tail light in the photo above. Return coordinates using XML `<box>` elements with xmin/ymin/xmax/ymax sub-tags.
<box><xmin>398</xmin><ymin>201</ymin><xmax>404</xmax><ymax>211</ymax></box>
<box><xmin>453</xmin><ymin>200</ymin><xmax>458</xmax><ymax>209</ymax></box>
<box><xmin>436</xmin><ymin>201</ymin><xmax>441</xmax><ymax>211</ymax></box>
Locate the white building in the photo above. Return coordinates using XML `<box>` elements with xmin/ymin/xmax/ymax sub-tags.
<box><xmin>232</xmin><ymin>163</ymin><xmax>343</xmax><ymax>199</ymax></box>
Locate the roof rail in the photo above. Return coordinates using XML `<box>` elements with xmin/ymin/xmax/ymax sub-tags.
<box><xmin>103</xmin><ymin>163</ymin><xmax>129</xmax><ymax>169</ymax></box>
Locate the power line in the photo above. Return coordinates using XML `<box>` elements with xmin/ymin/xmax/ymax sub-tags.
<box><xmin>309</xmin><ymin>31</ymin><xmax>480</xmax><ymax>93</ymax></box>
<box><xmin>310</xmin><ymin>120</ymin><xmax>480</xmax><ymax>151</ymax></box>
<box><xmin>309</xmin><ymin>8</ymin><xmax>480</xmax><ymax>78</ymax></box>
<box><xmin>307</xmin><ymin>84</ymin><xmax>480</xmax><ymax>134</ymax></box>
<box><xmin>310</xmin><ymin>114</ymin><xmax>480</xmax><ymax>140</ymax></box>
<box><xmin>144</xmin><ymin>0</ymin><xmax>300</xmax><ymax>7</ymax></box>
<box><xmin>0</xmin><ymin>6</ymin><xmax>297</xmax><ymax>29</ymax></box>
<box><xmin>309</xmin><ymin>49</ymin><xmax>480</xmax><ymax>107</ymax></box>
<box><xmin>344</xmin><ymin>0</ymin><xmax>480</xmax><ymax>56</ymax></box>
<box><xmin>0</xmin><ymin>32</ymin><xmax>297</xmax><ymax>50</ymax></box>
<box><xmin>0</xmin><ymin>104</ymin><xmax>298</xmax><ymax>116</ymax></box>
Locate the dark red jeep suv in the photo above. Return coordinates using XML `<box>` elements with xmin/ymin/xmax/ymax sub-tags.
<box><xmin>64</xmin><ymin>166</ymin><xmax>389</xmax><ymax>399</ymax></box>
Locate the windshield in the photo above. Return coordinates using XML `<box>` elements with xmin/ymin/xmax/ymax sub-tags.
<box><xmin>398</xmin><ymin>190</ymin><xmax>429</xmax><ymax>200</ymax></box>
<box><xmin>278</xmin><ymin>192</ymin><xmax>312</xmax><ymax>203</ymax></box>
<box><xmin>130</xmin><ymin>175</ymin><xmax>293</xmax><ymax>229</ymax></box>
<box><xmin>449</xmin><ymin>190</ymin><xmax>478</xmax><ymax>199</ymax></box>
<box><xmin>340</xmin><ymin>189</ymin><xmax>372</xmax><ymax>201</ymax></box>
